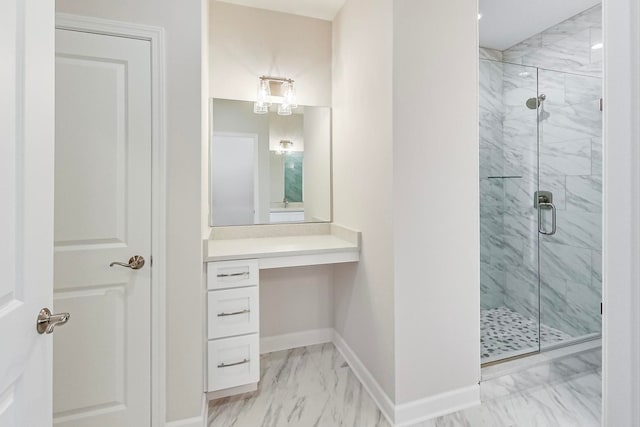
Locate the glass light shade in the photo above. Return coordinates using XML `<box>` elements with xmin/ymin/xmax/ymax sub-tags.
<box><xmin>256</xmin><ymin>79</ymin><xmax>271</xmax><ymax>105</ymax></box>
<box><xmin>278</xmin><ymin>103</ymin><xmax>292</xmax><ymax>116</ymax></box>
<box><xmin>283</xmin><ymin>82</ymin><xmax>297</xmax><ymax>108</ymax></box>
<box><xmin>254</xmin><ymin>101</ymin><xmax>268</xmax><ymax>114</ymax></box>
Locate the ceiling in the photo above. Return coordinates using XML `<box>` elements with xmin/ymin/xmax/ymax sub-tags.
<box><xmin>480</xmin><ymin>0</ymin><xmax>601</xmax><ymax>50</ymax></box>
<box><xmin>216</xmin><ymin>0</ymin><xmax>347</xmax><ymax>21</ymax></box>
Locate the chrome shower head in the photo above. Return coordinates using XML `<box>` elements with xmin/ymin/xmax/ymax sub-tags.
<box><xmin>526</xmin><ymin>94</ymin><xmax>546</xmax><ymax>109</ymax></box>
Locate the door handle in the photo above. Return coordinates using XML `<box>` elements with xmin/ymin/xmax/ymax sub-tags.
<box><xmin>538</xmin><ymin>202</ymin><xmax>557</xmax><ymax>236</ymax></box>
<box><xmin>110</xmin><ymin>255</ymin><xmax>145</xmax><ymax>270</ymax></box>
<box><xmin>37</xmin><ymin>308</ymin><xmax>70</xmax><ymax>334</ymax></box>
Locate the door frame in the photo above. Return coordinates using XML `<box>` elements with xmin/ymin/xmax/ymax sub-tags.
<box><xmin>602</xmin><ymin>0</ymin><xmax>640</xmax><ymax>425</ymax></box>
<box><xmin>55</xmin><ymin>14</ymin><xmax>167</xmax><ymax>427</ymax></box>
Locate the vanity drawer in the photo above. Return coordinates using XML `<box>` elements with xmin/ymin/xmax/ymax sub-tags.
<box><xmin>207</xmin><ymin>334</ymin><xmax>260</xmax><ymax>392</ymax></box>
<box><xmin>207</xmin><ymin>259</ymin><xmax>259</xmax><ymax>290</ymax></box>
<box><xmin>208</xmin><ymin>287</ymin><xmax>259</xmax><ymax>339</ymax></box>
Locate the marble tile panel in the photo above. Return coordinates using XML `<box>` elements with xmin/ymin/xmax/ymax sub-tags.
<box><xmin>481</xmin><ymin>264</ymin><xmax>506</xmax><ymax>309</ymax></box>
<box><xmin>504</xmin><ymin>176</ymin><xmax>537</xmax><ymax>210</ymax></box>
<box><xmin>540</xmin><ymin>241</ymin><xmax>592</xmax><ymax>285</ymax></box>
<box><xmin>503</xmin><ymin>208</ymin><xmax>537</xmax><ymax>243</ymax></box>
<box><xmin>543</xmin><ymin>210</ymin><xmax>601</xmax><ymax>250</ymax></box>
<box><xmin>540</xmin><ymin>276</ymin><xmax>571</xmax><ymax>334</ymax></box>
<box><xmin>536</xmin><ymin>69</ymin><xmax>567</xmax><ymax>109</ymax></box>
<box><xmin>480</xmin><ymin>48</ymin><xmax>503</xmax><ymax>61</ymax></box>
<box><xmin>479</xmin><ymin>148</ymin><xmax>505</xmax><ymax>178</ymax></box>
<box><xmin>501</xmin><ymin>235</ymin><xmax>525</xmax><ymax>268</ymax></box>
<box><xmin>566</xmin><ymin>175</ymin><xmax>602</xmax><ymax>213</ymax></box>
<box><xmin>591</xmin><ymin>138</ymin><xmax>602</xmax><ymax>176</ymax></box>
<box><xmin>479</xmin><ymin>121</ymin><xmax>503</xmax><ymax>151</ymax></box>
<box><xmin>590</xmin><ymin>27</ymin><xmax>603</xmax><ymax>66</ymax></box>
<box><xmin>522</xmin><ymin>28</ymin><xmax>591</xmax><ymax>72</ymax></box>
<box><xmin>504</xmin><ymin>267</ymin><xmax>539</xmax><ymax>320</ymax></box>
<box><xmin>540</xmin><ymin>103</ymin><xmax>601</xmax><ymax>144</ymax></box>
<box><xmin>539</xmin><ymin>174</ymin><xmax>567</xmax><ymax>210</ymax></box>
<box><xmin>563</xmin><ymin>73</ymin><xmax>602</xmax><ymax>106</ymax></box>
<box><xmin>539</xmin><ymin>139</ymin><xmax>591</xmax><ymax>177</ymax></box>
<box><xmin>502</xmin><ymin>34</ymin><xmax>543</xmax><ymax>64</ymax></box>
<box><xmin>591</xmin><ymin>250</ymin><xmax>602</xmax><ymax>290</ymax></box>
<box><xmin>480</xmin><ymin>178</ymin><xmax>504</xmax><ymax>207</ymax></box>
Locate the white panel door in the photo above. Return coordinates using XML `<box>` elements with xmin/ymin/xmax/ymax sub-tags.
<box><xmin>0</xmin><ymin>1</ymin><xmax>55</xmax><ymax>426</ymax></box>
<box><xmin>211</xmin><ymin>133</ymin><xmax>258</xmax><ymax>226</ymax></box>
<box><xmin>54</xmin><ymin>29</ymin><xmax>152</xmax><ymax>426</ymax></box>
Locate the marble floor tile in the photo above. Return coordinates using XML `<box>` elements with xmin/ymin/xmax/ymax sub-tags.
<box><xmin>208</xmin><ymin>344</ymin><xmax>601</xmax><ymax>427</ymax></box>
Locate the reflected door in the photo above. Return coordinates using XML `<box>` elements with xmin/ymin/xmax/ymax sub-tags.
<box><xmin>211</xmin><ymin>133</ymin><xmax>258</xmax><ymax>226</ymax></box>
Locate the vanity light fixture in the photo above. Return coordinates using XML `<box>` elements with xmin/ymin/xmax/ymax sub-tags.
<box><xmin>277</xmin><ymin>140</ymin><xmax>294</xmax><ymax>155</ymax></box>
<box><xmin>254</xmin><ymin>76</ymin><xmax>298</xmax><ymax>116</ymax></box>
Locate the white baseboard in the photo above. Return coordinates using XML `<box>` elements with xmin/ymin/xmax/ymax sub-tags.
<box><xmin>260</xmin><ymin>328</ymin><xmax>333</xmax><ymax>354</ymax></box>
<box><xmin>394</xmin><ymin>384</ymin><xmax>480</xmax><ymax>426</ymax></box>
<box><xmin>332</xmin><ymin>331</ymin><xmax>396</xmax><ymax>425</ymax></box>
<box><xmin>166</xmin><ymin>417</ymin><xmax>205</xmax><ymax>427</ymax></box>
<box><xmin>332</xmin><ymin>331</ymin><xmax>480</xmax><ymax>427</ymax></box>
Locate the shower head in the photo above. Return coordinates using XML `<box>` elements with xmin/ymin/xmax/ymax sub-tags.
<box><xmin>526</xmin><ymin>94</ymin><xmax>546</xmax><ymax>109</ymax></box>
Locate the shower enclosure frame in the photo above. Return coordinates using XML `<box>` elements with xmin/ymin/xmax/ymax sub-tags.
<box><xmin>479</xmin><ymin>58</ymin><xmax>603</xmax><ymax>366</ymax></box>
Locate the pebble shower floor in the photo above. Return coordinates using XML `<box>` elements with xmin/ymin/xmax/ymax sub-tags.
<box><xmin>481</xmin><ymin>306</ymin><xmax>572</xmax><ymax>362</ymax></box>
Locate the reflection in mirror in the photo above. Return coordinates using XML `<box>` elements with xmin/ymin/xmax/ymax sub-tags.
<box><xmin>210</xmin><ymin>98</ymin><xmax>331</xmax><ymax>226</ymax></box>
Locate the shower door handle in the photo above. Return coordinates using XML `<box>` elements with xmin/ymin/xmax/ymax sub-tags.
<box><xmin>538</xmin><ymin>202</ymin><xmax>557</xmax><ymax>236</ymax></box>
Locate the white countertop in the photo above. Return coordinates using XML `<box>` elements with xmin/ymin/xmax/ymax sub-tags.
<box><xmin>203</xmin><ymin>224</ymin><xmax>361</xmax><ymax>268</ymax></box>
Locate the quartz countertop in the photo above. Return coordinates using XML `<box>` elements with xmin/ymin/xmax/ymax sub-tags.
<box><xmin>203</xmin><ymin>224</ymin><xmax>360</xmax><ymax>266</ymax></box>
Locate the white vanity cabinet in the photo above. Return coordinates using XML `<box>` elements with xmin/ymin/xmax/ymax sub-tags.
<box><xmin>204</xmin><ymin>224</ymin><xmax>362</xmax><ymax>399</ymax></box>
<box><xmin>206</xmin><ymin>259</ymin><xmax>260</xmax><ymax>393</ymax></box>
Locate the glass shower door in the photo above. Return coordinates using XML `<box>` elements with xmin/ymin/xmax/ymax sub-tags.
<box><xmin>480</xmin><ymin>59</ymin><xmax>541</xmax><ymax>363</ymax></box>
<box><xmin>537</xmin><ymin>69</ymin><xmax>603</xmax><ymax>349</ymax></box>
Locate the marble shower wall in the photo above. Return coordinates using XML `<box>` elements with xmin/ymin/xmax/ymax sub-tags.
<box><xmin>479</xmin><ymin>48</ymin><xmax>506</xmax><ymax>310</ymax></box>
<box><xmin>479</xmin><ymin>4</ymin><xmax>603</xmax><ymax>338</ymax></box>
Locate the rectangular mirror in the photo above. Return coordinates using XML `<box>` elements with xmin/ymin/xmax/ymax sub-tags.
<box><xmin>209</xmin><ymin>98</ymin><xmax>331</xmax><ymax>226</ymax></box>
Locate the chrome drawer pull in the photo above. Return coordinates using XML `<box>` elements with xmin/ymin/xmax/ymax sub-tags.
<box><xmin>217</xmin><ymin>272</ymin><xmax>250</xmax><ymax>278</ymax></box>
<box><xmin>218</xmin><ymin>359</ymin><xmax>249</xmax><ymax>368</ymax></box>
<box><xmin>217</xmin><ymin>309</ymin><xmax>250</xmax><ymax>317</ymax></box>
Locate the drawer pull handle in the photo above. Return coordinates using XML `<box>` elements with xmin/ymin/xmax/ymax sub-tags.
<box><xmin>217</xmin><ymin>272</ymin><xmax>250</xmax><ymax>279</ymax></box>
<box><xmin>218</xmin><ymin>359</ymin><xmax>249</xmax><ymax>368</ymax></box>
<box><xmin>217</xmin><ymin>309</ymin><xmax>250</xmax><ymax>317</ymax></box>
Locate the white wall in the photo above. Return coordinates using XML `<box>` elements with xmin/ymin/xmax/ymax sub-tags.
<box><xmin>55</xmin><ymin>0</ymin><xmax>205</xmax><ymax>422</ymax></box>
<box><xmin>260</xmin><ymin>266</ymin><xmax>334</xmax><ymax>336</ymax></box>
<box><xmin>332</xmin><ymin>0</ymin><xmax>396</xmax><ymax>400</ymax></box>
<box><xmin>393</xmin><ymin>0</ymin><xmax>480</xmax><ymax>404</ymax></box>
<box><xmin>303</xmin><ymin>107</ymin><xmax>332</xmax><ymax>221</ymax></box>
<box><xmin>209</xmin><ymin>1</ymin><xmax>332</xmax><ymax>106</ymax></box>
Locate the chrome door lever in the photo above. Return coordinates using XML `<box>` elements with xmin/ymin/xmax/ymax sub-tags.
<box><xmin>110</xmin><ymin>255</ymin><xmax>145</xmax><ymax>270</ymax></box>
<box><xmin>37</xmin><ymin>308</ymin><xmax>70</xmax><ymax>334</ymax></box>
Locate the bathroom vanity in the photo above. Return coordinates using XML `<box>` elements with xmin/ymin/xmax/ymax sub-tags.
<box><xmin>203</xmin><ymin>224</ymin><xmax>360</xmax><ymax>398</ymax></box>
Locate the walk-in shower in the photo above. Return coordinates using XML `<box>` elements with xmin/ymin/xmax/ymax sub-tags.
<box><xmin>479</xmin><ymin>5</ymin><xmax>602</xmax><ymax>364</ymax></box>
